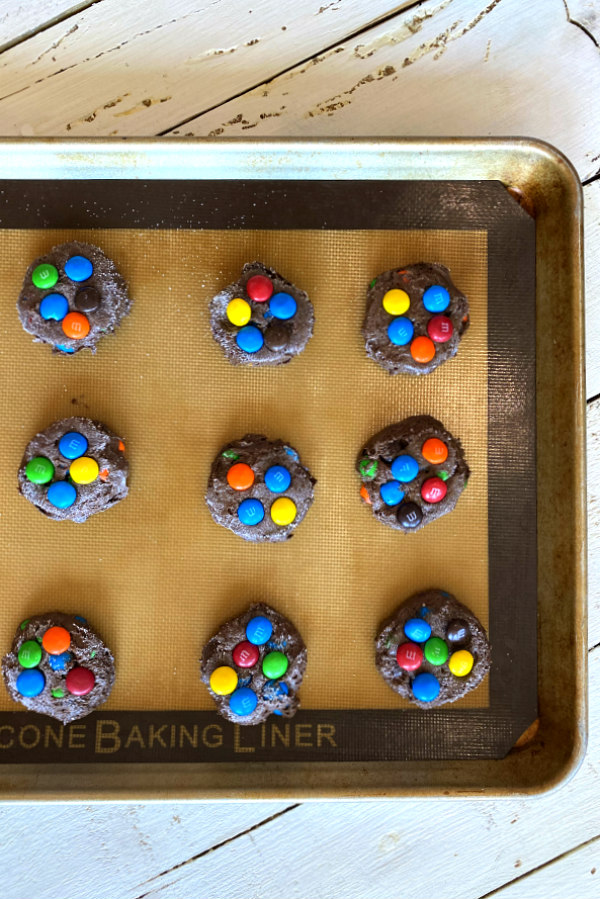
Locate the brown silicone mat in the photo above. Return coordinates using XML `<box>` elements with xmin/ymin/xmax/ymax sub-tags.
<box><xmin>0</xmin><ymin>176</ymin><xmax>537</xmax><ymax>764</ymax></box>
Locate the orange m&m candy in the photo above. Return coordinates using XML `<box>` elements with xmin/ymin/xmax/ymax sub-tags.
<box><xmin>410</xmin><ymin>336</ymin><xmax>435</xmax><ymax>364</ymax></box>
<box><xmin>226</xmin><ymin>462</ymin><xmax>255</xmax><ymax>491</ymax></box>
<box><xmin>42</xmin><ymin>626</ymin><xmax>71</xmax><ymax>655</ymax></box>
<box><xmin>422</xmin><ymin>438</ymin><xmax>448</xmax><ymax>465</ymax></box>
<box><xmin>62</xmin><ymin>312</ymin><xmax>90</xmax><ymax>339</ymax></box>
<box><xmin>360</xmin><ymin>485</ymin><xmax>372</xmax><ymax>504</ymax></box>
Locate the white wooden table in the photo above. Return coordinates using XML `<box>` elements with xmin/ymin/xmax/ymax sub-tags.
<box><xmin>1</xmin><ymin>1</ymin><xmax>599</xmax><ymax>896</ymax></box>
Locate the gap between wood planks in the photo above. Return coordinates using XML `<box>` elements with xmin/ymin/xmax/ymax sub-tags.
<box><xmin>0</xmin><ymin>0</ymin><xmax>101</xmax><ymax>55</ymax></box>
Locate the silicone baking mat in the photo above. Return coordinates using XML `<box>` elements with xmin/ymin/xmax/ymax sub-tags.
<box><xmin>0</xmin><ymin>180</ymin><xmax>536</xmax><ymax>762</ymax></box>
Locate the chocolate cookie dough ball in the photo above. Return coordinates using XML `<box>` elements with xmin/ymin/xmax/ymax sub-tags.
<box><xmin>206</xmin><ymin>434</ymin><xmax>316</xmax><ymax>542</ymax></box>
<box><xmin>17</xmin><ymin>241</ymin><xmax>131</xmax><ymax>355</ymax></box>
<box><xmin>2</xmin><ymin>612</ymin><xmax>115</xmax><ymax>723</ymax></box>
<box><xmin>18</xmin><ymin>416</ymin><xmax>129</xmax><ymax>523</ymax></box>
<box><xmin>201</xmin><ymin>603</ymin><xmax>307</xmax><ymax>724</ymax></box>
<box><xmin>357</xmin><ymin>415</ymin><xmax>469</xmax><ymax>533</ymax></box>
<box><xmin>375</xmin><ymin>589</ymin><xmax>490</xmax><ymax>708</ymax></box>
<box><xmin>363</xmin><ymin>262</ymin><xmax>469</xmax><ymax>375</ymax></box>
<box><xmin>209</xmin><ymin>262</ymin><xmax>314</xmax><ymax>365</ymax></box>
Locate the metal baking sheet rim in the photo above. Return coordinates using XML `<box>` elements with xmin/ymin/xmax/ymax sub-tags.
<box><xmin>0</xmin><ymin>137</ymin><xmax>586</xmax><ymax>801</ymax></box>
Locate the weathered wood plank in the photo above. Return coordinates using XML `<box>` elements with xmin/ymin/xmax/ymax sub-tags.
<box><xmin>173</xmin><ymin>0</ymin><xmax>600</xmax><ymax>183</ymax></box>
<box><xmin>585</xmin><ymin>180</ymin><xmax>600</xmax><ymax>399</ymax></box>
<box><xmin>0</xmin><ymin>1</ymin><xmax>93</xmax><ymax>53</ymax></box>
<box><xmin>587</xmin><ymin>398</ymin><xmax>600</xmax><ymax>650</ymax></box>
<box><xmin>565</xmin><ymin>0</ymin><xmax>600</xmax><ymax>49</ymax></box>
<box><xmin>489</xmin><ymin>835</ymin><xmax>600</xmax><ymax>898</ymax></box>
<box><xmin>0</xmin><ymin>0</ymin><xmax>413</xmax><ymax>136</ymax></box>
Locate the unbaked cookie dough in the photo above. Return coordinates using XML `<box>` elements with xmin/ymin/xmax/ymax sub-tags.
<box><xmin>209</xmin><ymin>261</ymin><xmax>314</xmax><ymax>365</ymax></box>
<box><xmin>18</xmin><ymin>416</ymin><xmax>129</xmax><ymax>523</ymax></box>
<box><xmin>206</xmin><ymin>434</ymin><xmax>316</xmax><ymax>542</ymax></box>
<box><xmin>2</xmin><ymin>611</ymin><xmax>115</xmax><ymax>723</ymax></box>
<box><xmin>356</xmin><ymin>415</ymin><xmax>469</xmax><ymax>532</ymax></box>
<box><xmin>17</xmin><ymin>241</ymin><xmax>131</xmax><ymax>355</ymax></box>
<box><xmin>201</xmin><ymin>603</ymin><xmax>307</xmax><ymax>724</ymax></box>
<box><xmin>363</xmin><ymin>262</ymin><xmax>469</xmax><ymax>375</ymax></box>
<box><xmin>375</xmin><ymin>589</ymin><xmax>490</xmax><ymax>708</ymax></box>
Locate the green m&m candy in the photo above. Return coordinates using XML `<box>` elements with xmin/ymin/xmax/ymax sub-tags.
<box><xmin>424</xmin><ymin>636</ymin><xmax>449</xmax><ymax>666</ymax></box>
<box><xmin>25</xmin><ymin>456</ymin><xmax>54</xmax><ymax>485</ymax></box>
<box><xmin>262</xmin><ymin>651</ymin><xmax>288</xmax><ymax>679</ymax></box>
<box><xmin>359</xmin><ymin>458</ymin><xmax>378</xmax><ymax>479</ymax></box>
<box><xmin>32</xmin><ymin>263</ymin><xmax>58</xmax><ymax>290</ymax></box>
<box><xmin>51</xmin><ymin>688</ymin><xmax>65</xmax><ymax>699</ymax></box>
<box><xmin>18</xmin><ymin>640</ymin><xmax>42</xmax><ymax>668</ymax></box>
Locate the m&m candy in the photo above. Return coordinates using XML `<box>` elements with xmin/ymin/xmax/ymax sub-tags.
<box><xmin>446</xmin><ymin>619</ymin><xmax>470</xmax><ymax>646</ymax></box>
<box><xmin>412</xmin><ymin>672</ymin><xmax>440</xmax><ymax>702</ymax></box>
<box><xmin>48</xmin><ymin>651</ymin><xmax>72</xmax><ymax>671</ymax></box>
<box><xmin>382</xmin><ymin>289</ymin><xmax>410</xmax><ymax>316</ymax></box>
<box><xmin>410</xmin><ymin>336</ymin><xmax>435</xmax><ymax>364</ymax></box>
<box><xmin>421</xmin><ymin>477</ymin><xmax>447</xmax><ymax>504</ymax></box>
<box><xmin>427</xmin><ymin>315</ymin><xmax>454</xmax><ymax>343</ymax></box>
<box><xmin>236</xmin><ymin>325</ymin><xmax>264</xmax><ymax>354</ymax></box>
<box><xmin>40</xmin><ymin>293</ymin><xmax>68</xmax><ymax>321</ymax></box>
<box><xmin>59</xmin><ymin>432</ymin><xmax>88</xmax><ymax>460</ymax></box>
<box><xmin>16</xmin><ymin>668</ymin><xmax>45</xmax><ymax>697</ymax></box>
<box><xmin>64</xmin><ymin>256</ymin><xmax>93</xmax><ymax>282</ymax></box>
<box><xmin>62</xmin><ymin>312</ymin><xmax>90</xmax><ymax>340</ymax></box>
<box><xmin>397</xmin><ymin>503</ymin><xmax>423</xmax><ymax>528</ymax></box>
<box><xmin>237</xmin><ymin>498</ymin><xmax>264</xmax><ymax>526</ymax></box>
<box><xmin>32</xmin><ymin>264</ymin><xmax>58</xmax><ymax>290</ymax></box>
<box><xmin>359</xmin><ymin>458</ymin><xmax>378</xmax><ymax>479</ymax></box>
<box><xmin>47</xmin><ymin>481</ymin><xmax>77</xmax><ymax>509</ymax></box>
<box><xmin>404</xmin><ymin>618</ymin><xmax>432</xmax><ymax>643</ymax></box>
<box><xmin>210</xmin><ymin>666</ymin><xmax>238</xmax><ymax>695</ymax></box>
<box><xmin>396</xmin><ymin>642</ymin><xmax>423</xmax><ymax>671</ymax></box>
<box><xmin>391</xmin><ymin>455</ymin><xmax>419</xmax><ymax>483</ymax></box>
<box><xmin>379</xmin><ymin>481</ymin><xmax>405</xmax><ymax>506</ymax></box>
<box><xmin>70</xmin><ymin>457</ymin><xmax>99</xmax><ymax>485</ymax></box>
<box><xmin>229</xmin><ymin>686</ymin><xmax>258</xmax><ymax>716</ymax></box>
<box><xmin>449</xmin><ymin>650</ymin><xmax>474</xmax><ymax>677</ymax></box>
<box><xmin>18</xmin><ymin>640</ymin><xmax>42</xmax><ymax>669</ymax></box>
<box><xmin>227</xmin><ymin>463</ymin><xmax>255</xmax><ymax>491</ymax></box>
<box><xmin>387</xmin><ymin>317</ymin><xmax>414</xmax><ymax>346</ymax></box>
<box><xmin>227</xmin><ymin>298</ymin><xmax>251</xmax><ymax>327</ymax></box>
<box><xmin>246</xmin><ymin>615</ymin><xmax>273</xmax><ymax>645</ymax></box>
<box><xmin>42</xmin><ymin>626</ymin><xmax>71</xmax><ymax>655</ymax></box>
<box><xmin>262</xmin><ymin>651</ymin><xmax>288</xmax><ymax>679</ymax></box>
<box><xmin>422</xmin><ymin>438</ymin><xmax>448</xmax><ymax>465</ymax></box>
<box><xmin>246</xmin><ymin>274</ymin><xmax>273</xmax><ymax>302</ymax></box>
<box><xmin>25</xmin><ymin>457</ymin><xmax>54</xmax><ymax>485</ymax></box>
<box><xmin>270</xmin><ymin>497</ymin><xmax>297</xmax><ymax>526</ymax></box>
<box><xmin>232</xmin><ymin>641</ymin><xmax>260</xmax><ymax>668</ymax></box>
<box><xmin>65</xmin><ymin>666</ymin><xmax>95</xmax><ymax>696</ymax></box>
<box><xmin>74</xmin><ymin>288</ymin><xmax>100</xmax><ymax>313</ymax></box>
<box><xmin>269</xmin><ymin>292</ymin><xmax>297</xmax><ymax>320</ymax></box>
<box><xmin>264</xmin><ymin>465</ymin><xmax>291</xmax><ymax>493</ymax></box>
<box><xmin>424</xmin><ymin>636</ymin><xmax>449</xmax><ymax>666</ymax></box>
<box><xmin>423</xmin><ymin>284</ymin><xmax>450</xmax><ymax>313</ymax></box>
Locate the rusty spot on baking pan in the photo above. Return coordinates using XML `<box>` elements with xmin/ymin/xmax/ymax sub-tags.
<box><xmin>511</xmin><ymin>717</ymin><xmax>540</xmax><ymax>750</ymax></box>
<box><xmin>507</xmin><ymin>186</ymin><xmax>536</xmax><ymax>218</ymax></box>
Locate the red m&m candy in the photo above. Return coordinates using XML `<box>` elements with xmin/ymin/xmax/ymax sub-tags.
<box><xmin>66</xmin><ymin>666</ymin><xmax>95</xmax><ymax>696</ymax></box>
<box><xmin>427</xmin><ymin>315</ymin><xmax>454</xmax><ymax>343</ymax></box>
<box><xmin>232</xmin><ymin>641</ymin><xmax>260</xmax><ymax>668</ymax></box>
<box><xmin>421</xmin><ymin>477</ymin><xmax>448</xmax><ymax>504</ymax></box>
<box><xmin>396</xmin><ymin>642</ymin><xmax>423</xmax><ymax>671</ymax></box>
<box><xmin>246</xmin><ymin>275</ymin><xmax>273</xmax><ymax>303</ymax></box>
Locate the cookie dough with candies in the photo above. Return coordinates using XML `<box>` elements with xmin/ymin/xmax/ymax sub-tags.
<box><xmin>375</xmin><ymin>589</ymin><xmax>490</xmax><ymax>708</ymax></box>
<box><xmin>201</xmin><ymin>603</ymin><xmax>307</xmax><ymax>724</ymax></box>
<box><xmin>357</xmin><ymin>415</ymin><xmax>469</xmax><ymax>533</ymax></box>
<box><xmin>209</xmin><ymin>261</ymin><xmax>314</xmax><ymax>365</ymax></box>
<box><xmin>18</xmin><ymin>416</ymin><xmax>129</xmax><ymax>523</ymax></box>
<box><xmin>17</xmin><ymin>241</ymin><xmax>131</xmax><ymax>355</ymax></box>
<box><xmin>2</xmin><ymin>612</ymin><xmax>115</xmax><ymax>723</ymax></box>
<box><xmin>206</xmin><ymin>434</ymin><xmax>316</xmax><ymax>542</ymax></box>
<box><xmin>363</xmin><ymin>262</ymin><xmax>469</xmax><ymax>375</ymax></box>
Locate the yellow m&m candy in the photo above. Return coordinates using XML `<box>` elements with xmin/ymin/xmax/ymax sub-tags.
<box><xmin>382</xmin><ymin>289</ymin><xmax>410</xmax><ymax>316</ymax></box>
<box><xmin>69</xmin><ymin>457</ymin><xmax>99</xmax><ymax>485</ymax></box>
<box><xmin>210</xmin><ymin>666</ymin><xmax>238</xmax><ymax>695</ymax></box>
<box><xmin>226</xmin><ymin>298</ymin><xmax>251</xmax><ymax>327</ymax></box>
<box><xmin>448</xmin><ymin>650</ymin><xmax>474</xmax><ymax>677</ymax></box>
<box><xmin>270</xmin><ymin>497</ymin><xmax>297</xmax><ymax>526</ymax></box>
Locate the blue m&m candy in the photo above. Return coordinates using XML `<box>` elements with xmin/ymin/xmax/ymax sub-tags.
<box><xmin>387</xmin><ymin>316</ymin><xmax>414</xmax><ymax>346</ymax></box>
<box><xmin>229</xmin><ymin>687</ymin><xmax>258</xmax><ymax>716</ymax></box>
<box><xmin>59</xmin><ymin>432</ymin><xmax>88</xmax><ymax>460</ymax></box>
<box><xmin>264</xmin><ymin>465</ymin><xmax>291</xmax><ymax>493</ymax></box>
<box><xmin>379</xmin><ymin>481</ymin><xmax>405</xmax><ymax>506</ymax></box>
<box><xmin>236</xmin><ymin>325</ymin><xmax>264</xmax><ymax>354</ymax></box>
<box><xmin>423</xmin><ymin>284</ymin><xmax>450</xmax><ymax>313</ymax></box>
<box><xmin>40</xmin><ymin>293</ymin><xmax>68</xmax><ymax>321</ymax></box>
<box><xmin>269</xmin><ymin>292</ymin><xmax>297</xmax><ymax>320</ymax></box>
<box><xmin>412</xmin><ymin>672</ymin><xmax>440</xmax><ymax>703</ymax></box>
<box><xmin>404</xmin><ymin>618</ymin><xmax>432</xmax><ymax>643</ymax></box>
<box><xmin>237</xmin><ymin>498</ymin><xmax>264</xmax><ymax>526</ymax></box>
<box><xmin>64</xmin><ymin>255</ymin><xmax>93</xmax><ymax>282</ymax></box>
<box><xmin>16</xmin><ymin>668</ymin><xmax>45</xmax><ymax>697</ymax></box>
<box><xmin>391</xmin><ymin>455</ymin><xmax>419</xmax><ymax>483</ymax></box>
<box><xmin>47</xmin><ymin>481</ymin><xmax>77</xmax><ymax>509</ymax></box>
<box><xmin>246</xmin><ymin>615</ymin><xmax>273</xmax><ymax>645</ymax></box>
<box><xmin>48</xmin><ymin>651</ymin><xmax>72</xmax><ymax>671</ymax></box>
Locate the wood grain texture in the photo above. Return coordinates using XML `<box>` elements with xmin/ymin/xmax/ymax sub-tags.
<box><xmin>0</xmin><ymin>1</ymin><xmax>93</xmax><ymax>52</ymax></box>
<box><xmin>490</xmin><ymin>835</ymin><xmax>600</xmax><ymax>898</ymax></box>
<box><xmin>0</xmin><ymin>0</ymin><xmax>413</xmax><ymax>136</ymax></box>
<box><xmin>585</xmin><ymin>180</ymin><xmax>600</xmax><ymax>398</ymax></box>
<box><xmin>587</xmin><ymin>399</ymin><xmax>600</xmax><ymax>650</ymax></box>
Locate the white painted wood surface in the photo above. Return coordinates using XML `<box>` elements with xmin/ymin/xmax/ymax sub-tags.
<box><xmin>0</xmin><ymin>0</ymin><xmax>599</xmax><ymax>896</ymax></box>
